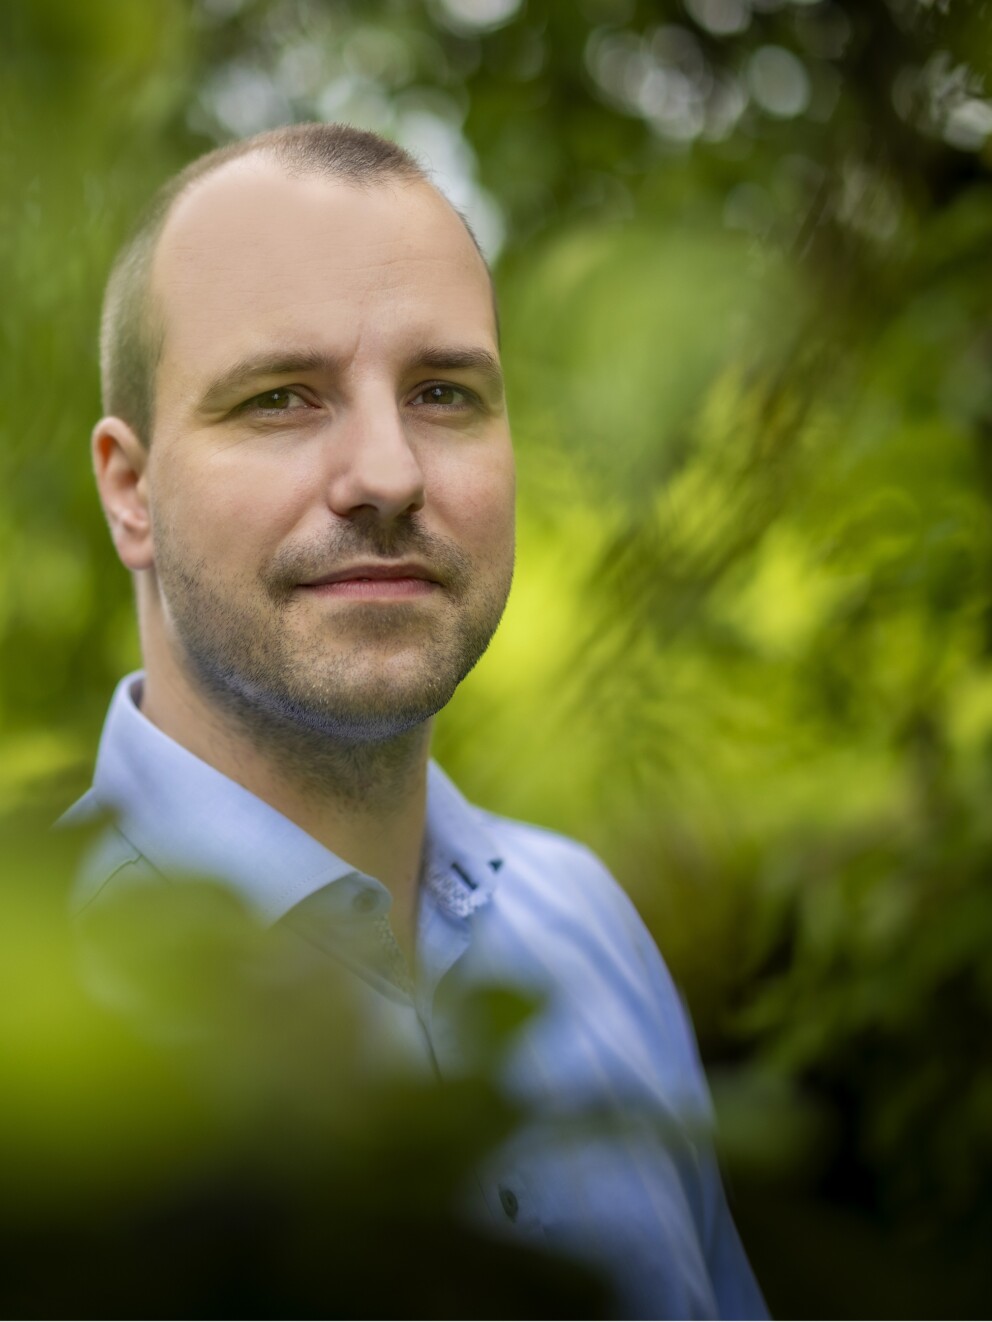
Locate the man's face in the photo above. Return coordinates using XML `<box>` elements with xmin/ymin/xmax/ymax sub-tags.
<box><xmin>142</xmin><ymin>158</ymin><xmax>514</xmax><ymax>742</ymax></box>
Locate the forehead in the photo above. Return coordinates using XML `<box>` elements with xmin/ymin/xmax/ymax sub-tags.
<box><xmin>149</xmin><ymin>157</ymin><xmax>497</xmax><ymax>388</ymax></box>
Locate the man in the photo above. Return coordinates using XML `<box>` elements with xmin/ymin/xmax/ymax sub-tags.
<box><xmin>65</xmin><ymin>123</ymin><xmax>766</xmax><ymax>1319</ymax></box>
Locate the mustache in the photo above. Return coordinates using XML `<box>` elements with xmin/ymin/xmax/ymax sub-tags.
<box><xmin>265</xmin><ymin>515</ymin><xmax>472</xmax><ymax>595</ymax></box>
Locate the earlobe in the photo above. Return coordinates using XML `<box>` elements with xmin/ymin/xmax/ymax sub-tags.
<box><xmin>92</xmin><ymin>416</ymin><xmax>154</xmax><ymax>572</ymax></box>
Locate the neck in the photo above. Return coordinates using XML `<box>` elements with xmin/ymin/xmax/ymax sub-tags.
<box><xmin>139</xmin><ymin>649</ymin><xmax>432</xmax><ymax>955</ymax></box>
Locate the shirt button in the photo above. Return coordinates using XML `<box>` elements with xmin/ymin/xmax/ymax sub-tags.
<box><xmin>352</xmin><ymin>890</ymin><xmax>379</xmax><ymax>915</ymax></box>
<box><xmin>498</xmin><ymin>1186</ymin><xmax>519</xmax><ymax>1222</ymax></box>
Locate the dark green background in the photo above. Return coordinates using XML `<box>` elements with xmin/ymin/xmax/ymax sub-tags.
<box><xmin>3</xmin><ymin>0</ymin><xmax>992</xmax><ymax>1315</ymax></box>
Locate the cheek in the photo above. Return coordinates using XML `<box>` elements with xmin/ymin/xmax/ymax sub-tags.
<box><xmin>151</xmin><ymin>445</ymin><xmax>308</xmax><ymax>562</ymax></box>
<box><xmin>433</xmin><ymin>444</ymin><xmax>516</xmax><ymax>559</ymax></box>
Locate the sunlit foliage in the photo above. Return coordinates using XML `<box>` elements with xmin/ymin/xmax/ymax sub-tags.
<box><xmin>3</xmin><ymin>0</ymin><xmax>992</xmax><ymax>1314</ymax></box>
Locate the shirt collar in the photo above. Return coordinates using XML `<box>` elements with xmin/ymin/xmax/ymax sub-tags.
<box><xmin>422</xmin><ymin>761</ymin><xmax>503</xmax><ymax>919</ymax></box>
<box><xmin>92</xmin><ymin>672</ymin><xmax>504</xmax><ymax>926</ymax></box>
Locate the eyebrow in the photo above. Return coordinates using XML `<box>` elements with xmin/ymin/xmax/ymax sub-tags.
<box><xmin>196</xmin><ymin>343</ymin><xmax>504</xmax><ymax>413</ymax></box>
<box><xmin>409</xmin><ymin>345</ymin><xmax>504</xmax><ymax>398</ymax></box>
<box><xmin>196</xmin><ymin>350</ymin><xmax>339</xmax><ymax>413</ymax></box>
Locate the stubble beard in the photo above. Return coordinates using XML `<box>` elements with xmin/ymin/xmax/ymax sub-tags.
<box><xmin>153</xmin><ymin>512</ymin><xmax>513</xmax><ymax>767</ymax></box>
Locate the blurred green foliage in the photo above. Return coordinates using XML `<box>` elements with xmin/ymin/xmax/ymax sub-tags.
<box><xmin>4</xmin><ymin>0</ymin><xmax>992</xmax><ymax>1314</ymax></box>
<box><xmin>0</xmin><ymin>819</ymin><xmax>611</xmax><ymax>1317</ymax></box>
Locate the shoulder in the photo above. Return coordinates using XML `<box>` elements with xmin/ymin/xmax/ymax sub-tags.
<box><xmin>482</xmin><ymin>810</ymin><xmax>657</xmax><ymax>959</ymax></box>
<box><xmin>476</xmin><ymin>810</ymin><xmax>711</xmax><ymax>1115</ymax></box>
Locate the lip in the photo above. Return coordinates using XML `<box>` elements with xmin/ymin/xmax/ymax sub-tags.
<box><xmin>300</xmin><ymin>561</ymin><xmax>440</xmax><ymax>587</ymax></box>
<box><xmin>297</xmin><ymin>561</ymin><xmax>442</xmax><ymax>600</ymax></box>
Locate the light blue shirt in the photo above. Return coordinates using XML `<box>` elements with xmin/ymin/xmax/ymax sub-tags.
<box><xmin>65</xmin><ymin>673</ymin><xmax>767</xmax><ymax>1320</ymax></box>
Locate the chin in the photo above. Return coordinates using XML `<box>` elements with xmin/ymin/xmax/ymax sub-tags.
<box><xmin>264</xmin><ymin>684</ymin><xmax>450</xmax><ymax>745</ymax></box>
<box><xmin>202</xmin><ymin>659</ymin><xmax>455</xmax><ymax>746</ymax></box>
<box><xmin>178</xmin><ymin>611</ymin><xmax>495</xmax><ymax>747</ymax></box>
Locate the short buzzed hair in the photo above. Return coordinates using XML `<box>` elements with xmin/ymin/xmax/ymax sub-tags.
<box><xmin>100</xmin><ymin>124</ymin><xmax>428</xmax><ymax>445</ymax></box>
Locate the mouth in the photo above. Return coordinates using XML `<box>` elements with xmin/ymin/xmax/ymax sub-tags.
<box><xmin>297</xmin><ymin>561</ymin><xmax>443</xmax><ymax>600</ymax></box>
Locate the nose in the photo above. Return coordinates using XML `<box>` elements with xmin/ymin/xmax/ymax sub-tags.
<box><xmin>324</xmin><ymin>393</ymin><xmax>426</xmax><ymax>522</ymax></box>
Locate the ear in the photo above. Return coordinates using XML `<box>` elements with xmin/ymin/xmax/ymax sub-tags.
<box><xmin>92</xmin><ymin>416</ymin><xmax>154</xmax><ymax>572</ymax></box>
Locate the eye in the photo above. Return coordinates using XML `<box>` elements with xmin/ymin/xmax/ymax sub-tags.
<box><xmin>409</xmin><ymin>383</ymin><xmax>473</xmax><ymax>409</ymax></box>
<box><xmin>245</xmin><ymin>387</ymin><xmax>309</xmax><ymax>413</ymax></box>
